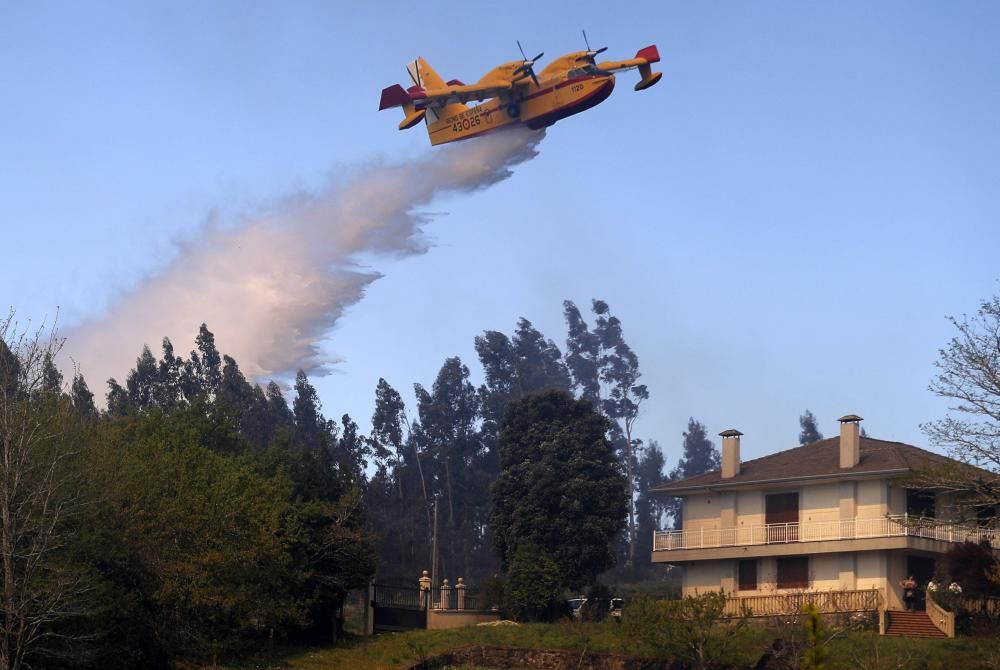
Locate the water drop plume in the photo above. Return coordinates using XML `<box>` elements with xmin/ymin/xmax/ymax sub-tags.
<box><xmin>65</xmin><ymin>127</ymin><xmax>544</xmax><ymax>388</ymax></box>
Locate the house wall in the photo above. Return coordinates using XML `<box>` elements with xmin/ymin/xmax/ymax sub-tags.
<box><xmin>690</xmin><ymin>480</ymin><xmax>899</xmax><ymax>529</ymax></box>
<box><xmin>685</xmin><ymin>552</ymin><xmax>877</xmax><ymax>596</ymax></box>
<box><xmin>684</xmin><ymin>561</ymin><xmax>733</xmax><ymax>595</ymax></box>
<box><xmin>683</xmin><ymin>493</ymin><xmax>720</xmax><ymax>532</ymax></box>
<box><xmin>857</xmin><ymin>480</ymin><xmax>888</xmax><ymax>517</ymax></box>
<box><xmin>735</xmin><ymin>490</ymin><xmax>763</xmax><ymax>538</ymax></box>
<box><xmin>885</xmin><ymin>552</ymin><xmax>907</xmax><ymax>610</ymax></box>
<box><xmin>801</xmin><ymin>483</ymin><xmax>840</xmax><ymax>524</ymax></box>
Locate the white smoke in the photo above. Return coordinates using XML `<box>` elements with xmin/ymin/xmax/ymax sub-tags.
<box><xmin>65</xmin><ymin>127</ymin><xmax>544</xmax><ymax>387</ymax></box>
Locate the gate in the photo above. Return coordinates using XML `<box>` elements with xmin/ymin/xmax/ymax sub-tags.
<box><xmin>372</xmin><ymin>584</ymin><xmax>428</xmax><ymax>633</ymax></box>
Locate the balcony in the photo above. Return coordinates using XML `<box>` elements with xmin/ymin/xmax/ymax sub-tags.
<box><xmin>652</xmin><ymin>515</ymin><xmax>1000</xmax><ymax>561</ymax></box>
<box><xmin>723</xmin><ymin>588</ymin><xmax>882</xmax><ymax>618</ymax></box>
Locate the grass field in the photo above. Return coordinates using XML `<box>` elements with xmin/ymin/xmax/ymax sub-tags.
<box><xmin>217</xmin><ymin>620</ymin><xmax>1000</xmax><ymax>670</ymax></box>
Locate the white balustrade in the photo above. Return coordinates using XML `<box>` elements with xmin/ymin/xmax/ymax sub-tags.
<box><xmin>652</xmin><ymin>515</ymin><xmax>1000</xmax><ymax>552</ymax></box>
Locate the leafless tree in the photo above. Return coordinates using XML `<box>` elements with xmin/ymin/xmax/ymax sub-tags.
<box><xmin>848</xmin><ymin>628</ymin><xmax>916</xmax><ymax>670</ymax></box>
<box><xmin>0</xmin><ymin>312</ymin><xmax>91</xmax><ymax>670</ymax></box>
<box><xmin>918</xmin><ymin>294</ymin><xmax>1000</xmax><ymax>513</ymax></box>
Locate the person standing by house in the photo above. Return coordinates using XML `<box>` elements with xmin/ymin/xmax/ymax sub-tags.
<box><xmin>899</xmin><ymin>575</ymin><xmax>917</xmax><ymax>611</ymax></box>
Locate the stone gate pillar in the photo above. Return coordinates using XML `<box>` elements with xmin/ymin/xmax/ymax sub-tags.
<box><xmin>418</xmin><ymin>569</ymin><xmax>431</xmax><ymax>610</ymax></box>
<box><xmin>439</xmin><ymin>579</ymin><xmax>451</xmax><ymax>610</ymax></box>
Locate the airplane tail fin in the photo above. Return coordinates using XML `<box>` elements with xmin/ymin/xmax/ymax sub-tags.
<box><xmin>378</xmin><ymin>84</ymin><xmax>427</xmax><ymax>130</ymax></box>
<box><xmin>634</xmin><ymin>45</ymin><xmax>662</xmax><ymax>91</ymax></box>
<box><xmin>407</xmin><ymin>57</ymin><xmax>467</xmax><ymax>126</ymax></box>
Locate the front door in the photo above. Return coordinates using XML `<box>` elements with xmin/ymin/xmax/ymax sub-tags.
<box><xmin>765</xmin><ymin>492</ymin><xmax>799</xmax><ymax>542</ymax></box>
<box><xmin>906</xmin><ymin>556</ymin><xmax>936</xmax><ymax>611</ymax></box>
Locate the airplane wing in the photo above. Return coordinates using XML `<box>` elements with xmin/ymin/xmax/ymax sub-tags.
<box><xmin>597</xmin><ymin>45</ymin><xmax>663</xmax><ymax>91</ymax></box>
<box><xmin>379</xmin><ymin>80</ymin><xmax>513</xmax><ymax>111</ymax></box>
<box><xmin>419</xmin><ymin>80</ymin><xmax>514</xmax><ymax>106</ymax></box>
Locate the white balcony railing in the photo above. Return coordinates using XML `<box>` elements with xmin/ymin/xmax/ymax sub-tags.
<box><xmin>653</xmin><ymin>515</ymin><xmax>1000</xmax><ymax>552</ymax></box>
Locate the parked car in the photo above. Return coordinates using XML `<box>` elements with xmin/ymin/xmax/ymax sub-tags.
<box><xmin>567</xmin><ymin>596</ymin><xmax>624</xmax><ymax>620</ymax></box>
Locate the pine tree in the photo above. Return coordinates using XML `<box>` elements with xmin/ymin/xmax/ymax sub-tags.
<box><xmin>666</xmin><ymin>419</ymin><xmax>720</xmax><ymax>529</ymax></box>
<box><xmin>218</xmin><ymin>355</ymin><xmax>271</xmax><ymax>447</ymax></box>
<box><xmin>799</xmin><ymin>409</ymin><xmax>824</xmax><ymax>445</ymax></box>
<box><xmin>40</xmin><ymin>352</ymin><xmax>63</xmax><ymax>395</ymax></box>
<box><xmin>335</xmin><ymin>413</ymin><xmax>369</xmax><ymax>487</ymax></box>
<box><xmin>265</xmin><ymin>381</ymin><xmax>294</xmax><ymax>433</ymax></box>
<box><xmin>634</xmin><ymin>441</ymin><xmax>667</xmax><ymax>572</ymax></box>
<box><xmin>105</xmin><ymin>378</ymin><xmax>131</xmax><ymax>416</ymax></box>
<box><xmin>293</xmin><ymin>370</ymin><xmax>325</xmax><ymax>450</ymax></box>
<box><xmin>70</xmin><ymin>374</ymin><xmax>97</xmax><ymax>419</ymax></box>
<box><xmin>125</xmin><ymin>345</ymin><xmax>159</xmax><ymax>411</ymax></box>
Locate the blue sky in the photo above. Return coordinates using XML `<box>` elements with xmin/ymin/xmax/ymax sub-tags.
<box><xmin>2</xmin><ymin>1</ymin><xmax>998</xmax><ymax>467</ymax></box>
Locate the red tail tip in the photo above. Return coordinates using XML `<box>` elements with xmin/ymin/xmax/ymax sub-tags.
<box><xmin>635</xmin><ymin>45</ymin><xmax>660</xmax><ymax>63</ymax></box>
<box><xmin>379</xmin><ymin>84</ymin><xmax>412</xmax><ymax>111</ymax></box>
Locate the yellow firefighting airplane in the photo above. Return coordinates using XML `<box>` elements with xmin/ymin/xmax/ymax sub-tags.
<box><xmin>379</xmin><ymin>34</ymin><xmax>662</xmax><ymax>146</ymax></box>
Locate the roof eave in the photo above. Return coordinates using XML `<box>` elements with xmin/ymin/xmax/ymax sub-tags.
<box><xmin>651</xmin><ymin>467</ymin><xmax>912</xmax><ymax>496</ymax></box>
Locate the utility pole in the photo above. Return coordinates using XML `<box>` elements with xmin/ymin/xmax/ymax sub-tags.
<box><xmin>430</xmin><ymin>493</ymin><xmax>440</xmax><ymax>600</ymax></box>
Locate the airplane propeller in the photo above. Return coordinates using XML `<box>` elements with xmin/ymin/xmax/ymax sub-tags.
<box><xmin>577</xmin><ymin>30</ymin><xmax>608</xmax><ymax>64</ymax></box>
<box><xmin>514</xmin><ymin>40</ymin><xmax>543</xmax><ymax>87</ymax></box>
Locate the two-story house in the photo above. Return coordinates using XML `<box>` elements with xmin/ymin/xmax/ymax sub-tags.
<box><xmin>651</xmin><ymin>415</ymin><xmax>998</xmax><ymax>614</ymax></box>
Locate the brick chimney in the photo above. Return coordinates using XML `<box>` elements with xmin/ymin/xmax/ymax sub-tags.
<box><xmin>720</xmin><ymin>429</ymin><xmax>743</xmax><ymax>479</ymax></box>
<box><xmin>838</xmin><ymin>415</ymin><xmax>862</xmax><ymax>469</ymax></box>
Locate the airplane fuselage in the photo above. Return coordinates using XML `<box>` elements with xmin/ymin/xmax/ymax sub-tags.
<box><xmin>426</xmin><ymin>73</ymin><xmax>615</xmax><ymax>146</ymax></box>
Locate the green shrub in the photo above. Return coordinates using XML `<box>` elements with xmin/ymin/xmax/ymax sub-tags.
<box><xmin>504</xmin><ymin>545</ymin><xmax>562</xmax><ymax>622</ymax></box>
<box><xmin>621</xmin><ymin>591</ymin><xmax>751</xmax><ymax>670</ymax></box>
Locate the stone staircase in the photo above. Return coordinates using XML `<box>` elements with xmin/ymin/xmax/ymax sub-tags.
<box><xmin>884</xmin><ymin>610</ymin><xmax>947</xmax><ymax>638</ymax></box>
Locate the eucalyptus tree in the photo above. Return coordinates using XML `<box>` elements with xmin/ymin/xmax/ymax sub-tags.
<box><xmin>563</xmin><ymin>299</ymin><xmax>648</xmax><ymax>567</ymax></box>
<box><xmin>413</xmin><ymin>357</ymin><xmax>492</xmax><ymax>579</ymax></box>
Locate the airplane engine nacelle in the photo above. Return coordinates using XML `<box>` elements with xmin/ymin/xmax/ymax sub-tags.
<box><xmin>399</xmin><ymin>105</ymin><xmax>427</xmax><ymax>130</ymax></box>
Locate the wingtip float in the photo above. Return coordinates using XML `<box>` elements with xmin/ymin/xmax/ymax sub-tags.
<box><xmin>379</xmin><ymin>35</ymin><xmax>662</xmax><ymax>146</ymax></box>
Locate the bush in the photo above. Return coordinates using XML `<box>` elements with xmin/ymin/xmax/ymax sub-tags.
<box><xmin>580</xmin><ymin>583</ymin><xmax>613</xmax><ymax>622</ymax></box>
<box><xmin>504</xmin><ymin>545</ymin><xmax>562</xmax><ymax>622</ymax></box>
<box><xmin>622</xmin><ymin>592</ymin><xmax>751</xmax><ymax>670</ymax></box>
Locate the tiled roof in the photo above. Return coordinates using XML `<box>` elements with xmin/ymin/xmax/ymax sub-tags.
<box><xmin>650</xmin><ymin>437</ymin><xmax>960</xmax><ymax>495</ymax></box>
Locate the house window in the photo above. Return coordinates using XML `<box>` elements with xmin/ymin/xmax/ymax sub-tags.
<box><xmin>776</xmin><ymin>557</ymin><xmax>809</xmax><ymax>589</ymax></box>
<box><xmin>977</xmin><ymin>506</ymin><xmax>996</xmax><ymax>527</ymax></box>
<box><xmin>765</xmin><ymin>492</ymin><xmax>799</xmax><ymax>542</ymax></box>
<box><xmin>738</xmin><ymin>560</ymin><xmax>757</xmax><ymax>591</ymax></box>
<box><xmin>906</xmin><ymin>490</ymin><xmax>935</xmax><ymax>518</ymax></box>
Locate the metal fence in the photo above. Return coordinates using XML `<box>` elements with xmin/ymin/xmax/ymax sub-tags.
<box><xmin>373</xmin><ymin>584</ymin><xmax>424</xmax><ymax>610</ymax></box>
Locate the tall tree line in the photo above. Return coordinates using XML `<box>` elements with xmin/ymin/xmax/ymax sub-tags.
<box><xmin>0</xmin><ymin>318</ymin><xmax>374</xmax><ymax>669</ymax></box>
<box><xmin>364</xmin><ymin>300</ymin><xmax>686</xmax><ymax>583</ymax></box>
